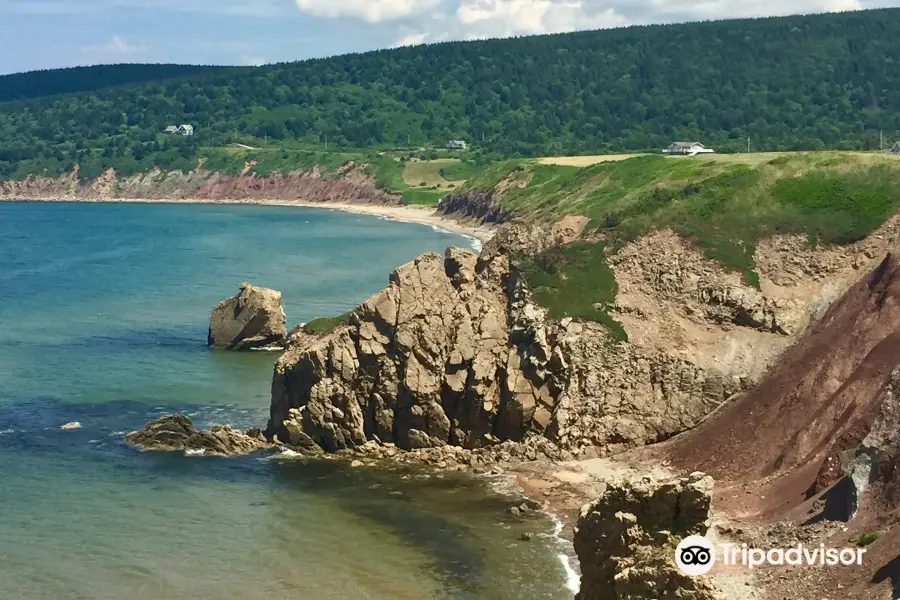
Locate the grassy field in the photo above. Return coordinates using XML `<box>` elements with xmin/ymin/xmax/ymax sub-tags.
<box><xmin>401</xmin><ymin>158</ymin><xmax>466</xmax><ymax>187</ymax></box>
<box><xmin>536</xmin><ymin>153</ymin><xmax>648</xmax><ymax>167</ymax></box>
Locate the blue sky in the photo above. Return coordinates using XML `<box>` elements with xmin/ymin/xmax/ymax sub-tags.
<box><xmin>1</xmin><ymin>0</ymin><xmax>898</xmax><ymax>75</ymax></box>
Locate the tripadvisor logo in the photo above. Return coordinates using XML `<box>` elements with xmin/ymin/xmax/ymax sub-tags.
<box><xmin>674</xmin><ymin>535</ymin><xmax>867</xmax><ymax>576</ymax></box>
<box><xmin>675</xmin><ymin>536</ymin><xmax>716</xmax><ymax>576</ymax></box>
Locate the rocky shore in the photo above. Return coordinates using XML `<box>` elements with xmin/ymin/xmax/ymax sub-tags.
<box><xmin>123</xmin><ymin>209</ymin><xmax>900</xmax><ymax>599</ymax></box>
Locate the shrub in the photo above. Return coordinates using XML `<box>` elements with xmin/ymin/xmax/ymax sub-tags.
<box><xmin>303</xmin><ymin>311</ymin><xmax>353</xmax><ymax>334</ymax></box>
<box><xmin>857</xmin><ymin>532</ymin><xmax>881</xmax><ymax>547</ymax></box>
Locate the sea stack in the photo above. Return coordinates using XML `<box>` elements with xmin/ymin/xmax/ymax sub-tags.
<box><xmin>208</xmin><ymin>282</ymin><xmax>287</xmax><ymax>350</ymax></box>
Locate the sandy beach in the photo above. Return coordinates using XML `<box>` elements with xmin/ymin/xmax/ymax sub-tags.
<box><xmin>1</xmin><ymin>196</ymin><xmax>496</xmax><ymax>243</ymax></box>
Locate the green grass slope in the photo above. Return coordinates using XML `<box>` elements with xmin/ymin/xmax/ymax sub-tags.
<box><xmin>469</xmin><ymin>152</ymin><xmax>900</xmax><ymax>336</ymax></box>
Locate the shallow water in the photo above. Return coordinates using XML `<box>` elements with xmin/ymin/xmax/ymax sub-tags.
<box><xmin>0</xmin><ymin>202</ymin><xmax>573</xmax><ymax>600</ymax></box>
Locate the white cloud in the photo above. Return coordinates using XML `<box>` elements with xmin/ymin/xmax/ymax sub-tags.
<box><xmin>393</xmin><ymin>31</ymin><xmax>429</xmax><ymax>46</ymax></box>
<box><xmin>382</xmin><ymin>0</ymin><xmax>895</xmax><ymax>46</ymax></box>
<box><xmin>455</xmin><ymin>0</ymin><xmax>625</xmax><ymax>37</ymax></box>
<box><xmin>617</xmin><ymin>0</ymin><xmax>865</xmax><ymax>21</ymax></box>
<box><xmin>81</xmin><ymin>35</ymin><xmax>147</xmax><ymax>54</ymax></box>
<box><xmin>294</xmin><ymin>0</ymin><xmax>441</xmax><ymax>22</ymax></box>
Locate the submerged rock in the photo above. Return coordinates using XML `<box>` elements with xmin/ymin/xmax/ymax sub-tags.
<box><xmin>208</xmin><ymin>282</ymin><xmax>287</xmax><ymax>350</ymax></box>
<box><xmin>125</xmin><ymin>414</ymin><xmax>270</xmax><ymax>456</ymax></box>
<box><xmin>574</xmin><ymin>472</ymin><xmax>718</xmax><ymax>600</ymax></box>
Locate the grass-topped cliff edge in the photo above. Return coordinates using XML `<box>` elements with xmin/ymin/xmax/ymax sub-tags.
<box><xmin>442</xmin><ymin>151</ymin><xmax>900</xmax><ymax>338</ymax></box>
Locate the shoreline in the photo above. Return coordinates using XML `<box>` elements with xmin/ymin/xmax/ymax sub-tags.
<box><xmin>0</xmin><ymin>196</ymin><xmax>496</xmax><ymax>243</ymax></box>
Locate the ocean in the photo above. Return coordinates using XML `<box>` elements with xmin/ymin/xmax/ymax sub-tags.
<box><xmin>0</xmin><ymin>201</ymin><xmax>574</xmax><ymax>600</ymax></box>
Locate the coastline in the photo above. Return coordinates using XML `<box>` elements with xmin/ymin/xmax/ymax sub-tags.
<box><xmin>0</xmin><ymin>196</ymin><xmax>496</xmax><ymax>243</ymax></box>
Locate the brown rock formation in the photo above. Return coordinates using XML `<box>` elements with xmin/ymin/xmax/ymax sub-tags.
<box><xmin>125</xmin><ymin>414</ymin><xmax>270</xmax><ymax>456</ymax></box>
<box><xmin>573</xmin><ymin>472</ymin><xmax>718</xmax><ymax>600</ymax></box>
<box><xmin>266</xmin><ymin>226</ymin><xmax>749</xmax><ymax>457</ymax></box>
<box><xmin>663</xmin><ymin>252</ymin><xmax>900</xmax><ymax>495</ymax></box>
<box><xmin>208</xmin><ymin>282</ymin><xmax>287</xmax><ymax>350</ymax></box>
<box><xmin>267</xmin><ymin>245</ymin><xmax>559</xmax><ymax>451</ymax></box>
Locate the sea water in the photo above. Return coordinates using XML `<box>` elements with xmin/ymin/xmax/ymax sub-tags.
<box><xmin>0</xmin><ymin>201</ymin><xmax>573</xmax><ymax>600</ymax></box>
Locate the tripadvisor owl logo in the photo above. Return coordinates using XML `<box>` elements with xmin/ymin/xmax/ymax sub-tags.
<box><xmin>674</xmin><ymin>534</ymin><xmax>867</xmax><ymax>576</ymax></box>
<box><xmin>675</xmin><ymin>535</ymin><xmax>716</xmax><ymax>576</ymax></box>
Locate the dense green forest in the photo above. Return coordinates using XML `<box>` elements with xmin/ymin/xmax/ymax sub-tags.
<box><xmin>2</xmin><ymin>8</ymin><xmax>900</xmax><ymax>181</ymax></box>
<box><xmin>0</xmin><ymin>64</ymin><xmax>229</xmax><ymax>103</ymax></box>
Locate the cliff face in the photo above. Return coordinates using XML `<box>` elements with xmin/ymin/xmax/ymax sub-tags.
<box><xmin>267</xmin><ymin>245</ymin><xmax>561</xmax><ymax>451</ymax></box>
<box><xmin>268</xmin><ymin>222</ymin><xmax>762</xmax><ymax>456</ymax></box>
<box><xmin>267</xmin><ymin>213</ymin><xmax>900</xmax><ymax>459</ymax></box>
<box><xmin>0</xmin><ymin>164</ymin><xmax>400</xmax><ymax>205</ymax></box>
<box><xmin>663</xmin><ymin>251</ymin><xmax>900</xmax><ymax>496</ymax></box>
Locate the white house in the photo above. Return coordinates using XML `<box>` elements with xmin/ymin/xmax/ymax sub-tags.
<box><xmin>664</xmin><ymin>141</ymin><xmax>714</xmax><ymax>156</ymax></box>
<box><xmin>447</xmin><ymin>140</ymin><xmax>468</xmax><ymax>151</ymax></box>
<box><xmin>164</xmin><ymin>124</ymin><xmax>195</xmax><ymax>136</ymax></box>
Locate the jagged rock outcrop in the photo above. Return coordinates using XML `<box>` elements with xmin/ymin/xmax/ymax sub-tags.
<box><xmin>839</xmin><ymin>364</ymin><xmax>900</xmax><ymax>519</ymax></box>
<box><xmin>437</xmin><ymin>167</ymin><xmax>533</xmax><ymax>224</ymax></box>
<box><xmin>550</xmin><ymin>319</ymin><xmax>743</xmax><ymax>456</ymax></box>
<box><xmin>125</xmin><ymin>414</ymin><xmax>270</xmax><ymax>456</ymax></box>
<box><xmin>438</xmin><ymin>190</ymin><xmax>511</xmax><ymax>223</ymax></box>
<box><xmin>574</xmin><ymin>472</ymin><xmax>718</xmax><ymax>600</ymax></box>
<box><xmin>609</xmin><ymin>229</ymin><xmax>808</xmax><ymax>336</ymax></box>
<box><xmin>208</xmin><ymin>282</ymin><xmax>286</xmax><ymax>350</ymax></box>
<box><xmin>267</xmin><ymin>245</ymin><xmax>559</xmax><ymax>451</ymax></box>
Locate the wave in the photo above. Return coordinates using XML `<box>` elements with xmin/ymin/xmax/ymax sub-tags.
<box><xmin>249</xmin><ymin>346</ymin><xmax>284</xmax><ymax>352</ymax></box>
<box><xmin>184</xmin><ymin>448</ymin><xmax>207</xmax><ymax>456</ymax></box>
<box><xmin>267</xmin><ymin>447</ymin><xmax>305</xmax><ymax>459</ymax></box>
<box><xmin>551</xmin><ymin>515</ymin><xmax>581</xmax><ymax>593</ymax></box>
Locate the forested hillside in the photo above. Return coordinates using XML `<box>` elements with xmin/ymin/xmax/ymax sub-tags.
<box><xmin>0</xmin><ymin>64</ymin><xmax>230</xmax><ymax>103</ymax></box>
<box><xmin>2</xmin><ymin>8</ymin><xmax>900</xmax><ymax>181</ymax></box>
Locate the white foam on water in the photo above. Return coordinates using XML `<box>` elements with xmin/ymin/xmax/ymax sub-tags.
<box><xmin>184</xmin><ymin>448</ymin><xmax>206</xmax><ymax>456</ymax></box>
<box><xmin>59</xmin><ymin>421</ymin><xmax>82</xmax><ymax>430</ymax></box>
<box><xmin>550</xmin><ymin>515</ymin><xmax>581</xmax><ymax>593</ymax></box>
<box><xmin>0</xmin><ymin>428</ymin><xmax>14</xmax><ymax>435</ymax></box>
<box><xmin>267</xmin><ymin>448</ymin><xmax>305</xmax><ymax>460</ymax></box>
<box><xmin>250</xmin><ymin>346</ymin><xmax>284</xmax><ymax>352</ymax></box>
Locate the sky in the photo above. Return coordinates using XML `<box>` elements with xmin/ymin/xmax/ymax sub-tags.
<box><xmin>0</xmin><ymin>0</ymin><xmax>898</xmax><ymax>75</ymax></box>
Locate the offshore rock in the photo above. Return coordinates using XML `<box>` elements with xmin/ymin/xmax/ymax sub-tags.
<box><xmin>125</xmin><ymin>414</ymin><xmax>270</xmax><ymax>456</ymax></box>
<box><xmin>208</xmin><ymin>282</ymin><xmax>287</xmax><ymax>350</ymax></box>
<box><xmin>574</xmin><ymin>472</ymin><xmax>719</xmax><ymax>600</ymax></box>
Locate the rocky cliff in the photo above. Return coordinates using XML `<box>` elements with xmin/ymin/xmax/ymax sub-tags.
<box><xmin>0</xmin><ymin>163</ymin><xmax>400</xmax><ymax>205</ymax></box>
<box><xmin>266</xmin><ymin>213</ymin><xmax>900</xmax><ymax>461</ymax></box>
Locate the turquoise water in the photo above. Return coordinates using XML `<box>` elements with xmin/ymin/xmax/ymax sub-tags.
<box><xmin>0</xmin><ymin>201</ymin><xmax>573</xmax><ymax>600</ymax></box>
